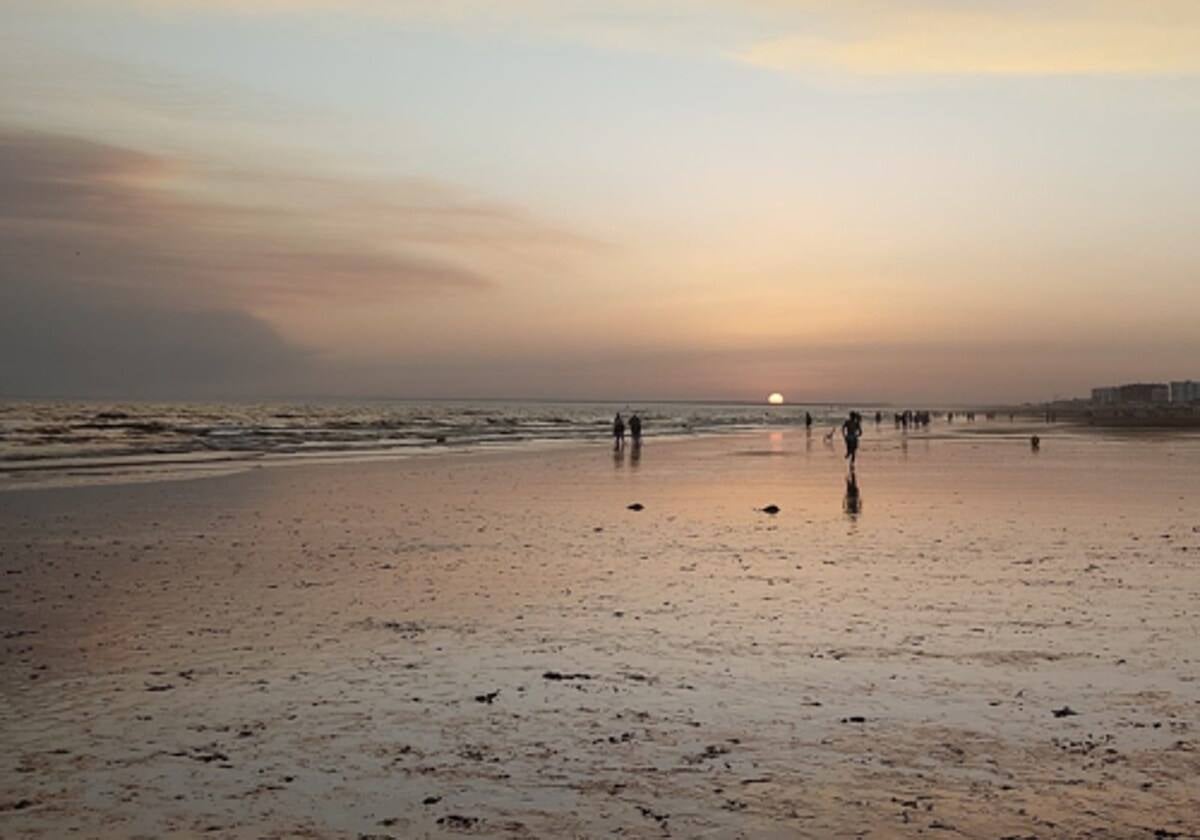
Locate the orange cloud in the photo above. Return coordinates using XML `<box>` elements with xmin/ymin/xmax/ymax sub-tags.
<box><xmin>99</xmin><ymin>0</ymin><xmax>1200</xmax><ymax>77</ymax></box>
<box><xmin>737</xmin><ymin>2</ymin><xmax>1200</xmax><ymax>77</ymax></box>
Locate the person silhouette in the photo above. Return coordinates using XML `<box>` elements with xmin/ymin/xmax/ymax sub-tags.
<box><xmin>629</xmin><ymin>413</ymin><xmax>642</xmax><ymax>445</ymax></box>
<box><xmin>612</xmin><ymin>413</ymin><xmax>625</xmax><ymax>450</ymax></box>
<box><xmin>841</xmin><ymin>411</ymin><xmax>863</xmax><ymax>466</ymax></box>
<box><xmin>805</xmin><ymin>411</ymin><xmax>813</xmax><ymax>431</ymax></box>
<box><xmin>843</xmin><ymin>469</ymin><xmax>862</xmax><ymax>518</ymax></box>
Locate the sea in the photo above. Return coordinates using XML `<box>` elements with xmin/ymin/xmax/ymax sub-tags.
<box><xmin>8</xmin><ymin>398</ymin><xmax>1192</xmax><ymax>492</ymax></box>
<box><xmin>0</xmin><ymin>399</ymin><xmax>869</xmax><ymax>489</ymax></box>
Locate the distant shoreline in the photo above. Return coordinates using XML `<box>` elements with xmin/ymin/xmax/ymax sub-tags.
<box><xmin>1039</xmin><ymin>404</ymin><xmax>1200</xmax><ymax>429</ymax></box>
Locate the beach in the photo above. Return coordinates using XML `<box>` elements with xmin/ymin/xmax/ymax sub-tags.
<box><xmin>2</xmin><ymin>428</ymin><xmax>1198</xmax><ymax>838</ymax></box>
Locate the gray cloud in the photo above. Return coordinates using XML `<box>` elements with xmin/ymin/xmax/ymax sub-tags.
<box><xmin>0</xmin><ymin>129</ymin><xmax>499</xmax><ymax>308</ymax></box>
<box><xmin>0</xmin><ymin>127</ymin><xmax>591</xmax><ymax>397</ymax></box>
<box><xmin>0</xmin><ymin>131</ymin><xmax>304</xmax><ymax>396</ymax></box>
<box><xmin>0</xmin><ymin>127</ymin><xmax>532</xmax><ymax>396</ymax></box>
<box><xmin>0</xmin><ymin>276</ymin><xmax>307</xmax><ymax>399</ymax></box>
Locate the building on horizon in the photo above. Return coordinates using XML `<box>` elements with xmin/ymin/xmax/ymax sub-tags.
<box><xmin>1119</xmin><ymin>383</ymin><xmax>1169</xmax><ymax>403</ymax></box>
<box><xmin>1171</xmin><ymin>380</ymin><xmax>1200</xmax><ymax>403</ymax></box>
<box><xmin>1091</xmin><ymin>383</ymin><xmax>1170</xmax><ymax>404</ymax></box>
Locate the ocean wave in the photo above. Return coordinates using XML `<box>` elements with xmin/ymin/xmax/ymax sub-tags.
<box><xmin>0</xmin><ymin>399</ymin><xmax>859</xmax><ymax>481</ymax></box>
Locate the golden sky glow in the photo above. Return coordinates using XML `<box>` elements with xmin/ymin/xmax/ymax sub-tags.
<box><xmin>2</xmin><ymin>1</ymin><xmax>1199</xmax><ymax>401</ymax></box>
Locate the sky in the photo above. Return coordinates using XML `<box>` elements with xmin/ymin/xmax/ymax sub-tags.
<box><xmin>2</xmin><ymin>0</ymin><xmax>1199</xmax><ymax>403</ymax></box>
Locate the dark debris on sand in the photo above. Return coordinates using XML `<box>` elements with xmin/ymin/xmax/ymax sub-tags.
<box><xmin>437</xmin><ymin>814</ymin><xmax>482</xmax><ymax>831</ymax></box>
<box><xmin>636</xmin><ymin>804</ymin><xmax>670</xmax><ymax>831</ymax></box>
<box><xmin>684</xmin><ymin>744</ymin><xmax>731</xmax><ymax>764</ymax></box>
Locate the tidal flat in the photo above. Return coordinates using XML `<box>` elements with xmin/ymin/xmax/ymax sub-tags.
<box><xmin>2</xmin><ymin>429</ymin><xmax>1198</xmax><ymax>838</ymax></box>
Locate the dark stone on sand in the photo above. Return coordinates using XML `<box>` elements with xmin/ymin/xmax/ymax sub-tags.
<box><xmin>841</xmin><ymin>716</ymin><xmax>866</xmax><ymax>723</ymax></box>
<box><xmin>637</xmin><ymin>805</ymin><xmax>670</xmax><ymax>825</ymax></box>
<box><xmin>375</xmin><ymin>620</ymin><xmax>425</xmax><ymax>637</ymax></box>
<box><xmin>684</xmin><ymin>744</ymin><xmax>731</xmax><ymax>764</ymax></box>
<box><xmin>145</xmin><ymin>683</ymin><xmax>175</xmax><ymax>692</ymax></box>
<box><xmin>600</xmin><ymin>732</ymin><xmax>634</xmax><ymax>744</ymax></box>
<box><xmin>437</xmin><ymin>815</ymin><xmax>480</xmax><ymax>830</ymax></box>
<box><xmin>627</xmin><ymin>503</ymin><xmax>645</xmax><ymax>511</ymax></box>
<box><xmin>1052</xmin><ymin>706</ymin><xmax>1079</xmax><ymax>718</ymax></box>
<box><xmin>422</xmin><ymin>796</ymin><xmax>441</xmax><ymax>805</ymax></box>
<box><xmin>474</xmin><ymin>690</ymin><xmax>499</xmax><ymax>704</ymax></box>
<box><xmin>2</xmin><ymin>799</ymin><xmax>34</xmax><ymax>812</ymax></box>
<box><xmin>760</xmin><ymin>504</ymin><xmax>780</xmax><ymax>514</ymax></box>
<box><xmin>542</xmin><ymin>671</ymin><xmax>592</xmax><ymax>681</ymax></box>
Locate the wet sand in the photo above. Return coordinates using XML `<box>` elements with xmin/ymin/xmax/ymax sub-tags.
<box><xmin>2</xmin><ymin>430</ymin><xmax>1198</xmax><ymax>838</ymax></box>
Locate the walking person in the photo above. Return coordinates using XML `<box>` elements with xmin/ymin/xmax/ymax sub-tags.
<box><xmin>629</xmin><ymin>413</ymin><xmax>642</xmax><ymax>445</ymax></box>
<box><xmin>841</xmin><ymin>411</ymin><xmax>862</xmax><ymax>467</ymax></box>
<box><xmin>612</xmin><ymin>412</ymin><xmax>625</xmax><ymax>450</ymax></box>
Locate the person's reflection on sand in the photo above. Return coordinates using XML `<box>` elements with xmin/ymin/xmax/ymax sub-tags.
<box><xmin>843</xmin><ymin>470</ymin><xmax>862</xmax><ymax>519</ymax></box>
<box><xmin>630</xmin><ymin>439</ymin><xmax>642</xmax><ymax>467</ymax></box>
<box><xmin>613</xmin><ymin>445</ymin><xmax>625</xmax><ymax>469</ymax></box>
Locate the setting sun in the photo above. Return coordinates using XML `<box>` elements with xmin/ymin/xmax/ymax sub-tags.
<box><xmin>767</xmin><ymin>392</ymin><xmax>784</xmax><ymax>405</ymax></box>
